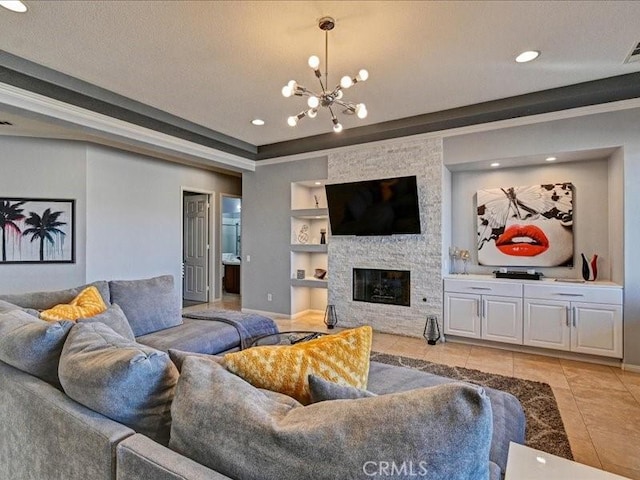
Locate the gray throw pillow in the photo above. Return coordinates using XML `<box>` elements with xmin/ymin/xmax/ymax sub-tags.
<box><xmin>0</xmin><ymin>281</ymin><xmax>110</xmax><ymax>311</ymax></box>
<box><xmin>77</xmin><ymin>303</ymin><xmax>135</xmax><ymax>341</ymax></box>
<box><xmin>308</xmin><ymin>374</ymin><xmax>377</xmax><ymax>403</ymax></box>
<box><xmin>109</xmin><ymin>275</ymin><xmax>181</xmax><ymax>337</ymax></box>
<box><xmin>167</xmin><ymin>348</ymin><xmax>223</xmax><ymax>372</ymax></box>
<box><xmin>170</xmin><ymin>357</ymin><xmax>493</xmax><ymax>480</ymax></box>
<box><xmin>59</xmin><ymin>322</ymin><xmax>179</xmax><ymax>445</ymax></box>
<box><xmin>0</xmin><ymin>299</ymin><xmax>39</xmax><ymax>317</ymax></box>
<box><xmin>0</xmin><ymin>309</ymin><xmax>73</xmax><ymax>386</ymax></box>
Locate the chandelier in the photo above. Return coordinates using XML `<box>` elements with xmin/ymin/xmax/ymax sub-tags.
<box><xmin>281</xmin><ymin>16</ymin><xmax>368</xmax><ymax>133</ymax></box>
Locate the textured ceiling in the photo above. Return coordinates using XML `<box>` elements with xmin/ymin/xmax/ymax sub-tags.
<box><xmin>0</xmin><ymin>0</ymin><xmax>639</xmax><ymax>147</ymax></box>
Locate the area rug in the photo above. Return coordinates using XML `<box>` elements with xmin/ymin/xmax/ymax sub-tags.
<box><xmin>370</xmin><ymin>352</ymin><xmax>573</xmax><ymax>460</ymax></box>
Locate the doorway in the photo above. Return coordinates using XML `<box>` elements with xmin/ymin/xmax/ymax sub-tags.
<box><xmin>221</xmin><ymin>195</ymin><xmax>241</xmax><ymax>298</ymax></box>
<box><xmin>183</xmin><ymin>191</ymin><xmax>211</xmax><ymax>306</ymax></box>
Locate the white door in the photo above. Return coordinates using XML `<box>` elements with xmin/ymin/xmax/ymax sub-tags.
<box><xmin>571</xmin><ymin>302</ymin><xmax>623</xmax><ymax>358</ymax></box>
<box><xmin>444</xmin><ymin>293</ymin><xmax>481</xmax><ymax>339</ymax></box>
<box><xmin>523</xmin><ymin>299</ymin><xmax>571</xmax><ymax>351</ymax></box>
<box><xmin>482</xmin><ymin>295</ymin><xmax>523</xmax><ymax>344</ymax></box>
<box><xmin>183</xmin><ymin>194</ymin><xmax>209</xmax><ymax>303</ymax></box>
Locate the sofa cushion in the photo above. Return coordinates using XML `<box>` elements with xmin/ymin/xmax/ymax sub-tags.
<box><xmin>308</xmin><ymin>374</ymin><xmax>376</xmax><ymax>403</ymax></box>
<box><xmin>170</xmin><ymin>356</ymin><xmax>493</xmax><ymax>480</ymax></box>
<box><xmin>223</xmin><ymin>326</ymin><xmax>372</xmax><ymax>405</ymax></box>
<box><xmin>0</xmin><ymin>299</ymin><xmax>39</xmax><ymax>317</ymax></box>
<box><xmin>367</xmin><ymin>361</ymin><xmax>526</xmax><ymax>474</ymax></box>
<box><xmin>77</xmin><ymin>304</ymin><xmax>136</xmax><ymax>341</ymax></box>
<box><xmin>137</xmin><ymin>318</ymin><xmax>240</xmax><ymax>354</ymax></box>
<box><xmin>0</xmin><ymin>281</ymin><xmax>110</xmax><ymax>311</ymax></box>
<box><xmin>109</xmin><ymin>275</ymin><xmax>181</xmax><ymax>337</ymax></box>
<box><xmin>0</xmin><ymin>309</ymin><xmax>73</xmax><ymax>386</ymax></box>
<box><xmin>58</xmin><ymin>322</ymin><xmax>178</xmax><ymax>445</ymax></box>
<box><xmin>40</xmin><ymin>286</ymin><xmax>108</xmax><ymax>322</ymax></box>
<box><xmin>167</xmin><ymin>348</ymin><xmax>223</xmax><ymax>372</ymax></box>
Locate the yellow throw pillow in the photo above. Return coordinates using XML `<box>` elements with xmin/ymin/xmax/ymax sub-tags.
<box><xmin>224</xmin><ymin>326</ymin><xmax>372</xmax><ymax>405</ymax></box>
<box><xmin>40</xmin><ymin>286</ymin><xmax>107</xmax><ymax>322</ymax></box>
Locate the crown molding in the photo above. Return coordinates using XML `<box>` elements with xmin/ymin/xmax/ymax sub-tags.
<box><xmin>0</xmin><ymin>82</ymin><xmax>255</xmax><ymax>172</ymax></box>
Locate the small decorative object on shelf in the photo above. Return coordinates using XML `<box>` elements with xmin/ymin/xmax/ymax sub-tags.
<box><xmin>494</xmin><ymin>270</ymin><xmax>543</xmax><ymax>280</ymax></box>
<box><xmin>313</xmin><ymin>268</ymin><xmax>327</xmax><ymax>279</ymax></box>
<box><xmin>581</xmin><ymin>253</ymin><xmax>598</xmax><ymax>281</ymax></box>
<box><xmin>314</xmin><ymin>194</ymin><xmax>320</xmax><ymax>208</ymax></box>
<box><xmin>296</xmin><ymin>269</ymin><xmax>306</xmax><ymax>280</ymax></box>
<box><xmin>460</xmin><ymin>249</ymin><xmax>471</xmax><ymax>274</ymax></box>
<box><xmin>320</xmin><ymin>228</ymin><xmax>327</xmax><ymax>244</ymax></box>
<box><xmin>423</xmin><ymin>315</ymin><xmax>441</xmax><ymax>345</ymax></box>
<box><xmin>297</xmin><ymin>224</ymin><xmax>309</xmax><ymax>244</ymax></box>
<box><xmin>324</xmin><ymin>304</ymin><xmax>338</xmax><ymax>329</ymax></box>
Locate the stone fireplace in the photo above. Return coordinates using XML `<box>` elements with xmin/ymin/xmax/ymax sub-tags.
<box><xmin>353</xmin><ymin>268</ymin><xmax>410</xmax><ymax>307</ymax></box>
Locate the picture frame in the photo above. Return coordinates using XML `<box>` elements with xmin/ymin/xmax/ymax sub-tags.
<box><xmin>0</xmin><ymin>198</ymin><xmax>75</xmax><ymax>264</ymax></box>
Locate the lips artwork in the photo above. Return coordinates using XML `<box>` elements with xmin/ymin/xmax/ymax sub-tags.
<box><xmin>477</xmin><ymin>183</ymin><xmax>574</xmax><ymax>267</ymax></box>
<box><xmin>495</xmin><ymin>225</ymin><xmax>549</xmax><ymax>257</ymax></box>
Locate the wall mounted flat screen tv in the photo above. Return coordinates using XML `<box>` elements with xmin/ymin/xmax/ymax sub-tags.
<box><xmin>325</xmin><ymin>175</ymin><xmax>421</xmax><ymax>236</ymax></box>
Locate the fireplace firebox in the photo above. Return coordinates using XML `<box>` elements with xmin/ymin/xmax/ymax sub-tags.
<box><xmin>353</xmin><ymin>268</ymin><xmax>410</xmax><ymax>307</ymax></box>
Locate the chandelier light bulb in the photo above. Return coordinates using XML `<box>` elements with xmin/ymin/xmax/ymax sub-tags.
<box><xmin>281</xmin><ymin>85</ymin><xmax>293</xmax><ymax>97</ymax></box>
<box><xmin>307</xmin><ymin>108</ymin><xmax>318</xmax><ymax>118</ymax></box>
<box><xmin>333</xmin><ymin>122</ymin><xmax>343</xmax><ymax>133</ymax></box>
<box><xmin>356</xmin><ymin>69</ymin><xmax>369</xmax><ymax>82</ymax></box>
<box><xmin>287</xmin><ymin>116</ymin><xmax>298</xmax><ymax>127</ymax></box>
<box><xmin>356</xmin><ymin>103</ymin><xmax>368</xmax><ymax>119</ymax></box>
<box><xmin>336</xmin><ymin>89</ymin><xmax>344</xmax><ymax>100</ymax></box>
<box><xmin>340</xmin><ymin>75</ymin><xmax>353</xmax><ymax>89</ymax></box>
<box><xmin>307</xmin><ymin>96</ymin><xmax>320</xmax><ymax>108</ymax></box>
<box><xmin>308</xmin><ymin>55</ymin><xmax>320</xmax><ymax>70</ymax></box>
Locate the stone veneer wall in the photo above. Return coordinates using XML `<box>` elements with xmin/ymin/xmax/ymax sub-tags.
<box><xmin>327</xmin><ymin>138</ymin><xmax>443</xmax><ymax>337</ymax></box>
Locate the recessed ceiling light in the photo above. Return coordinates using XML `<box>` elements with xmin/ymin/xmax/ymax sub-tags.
<box><xmin>0</xmin><ymin>1</ymin><xmax>27</xmax><ymax>12</ymax></box>
<box><xmin>490</xmin><ymin>162</ymin><xmax>500</xmax><ymax>167</ymax></box>
<box><xmin>314</xmin><ymin>181</ymin><xmax>322</xmax><ymax>185</ymax></box>
<box><xmin>515</xmin><ymin>50</ymin><xmax>540</xmax><ymax>63</ymax></box>
<box><xmin>545</xmin><ymin>156</ymin><xmax>557</xmax><ymax>162</ymax></box>
<box><xmin>251</xmin><ymin>119</ymin><xmax>265</xmax><ymax>126</ymax></box>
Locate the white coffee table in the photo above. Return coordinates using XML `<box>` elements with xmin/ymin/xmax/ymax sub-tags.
<box><xmin>505</xmin><ymin>442</ymin><xmax>629</xmax><ymax>479</ymax></box>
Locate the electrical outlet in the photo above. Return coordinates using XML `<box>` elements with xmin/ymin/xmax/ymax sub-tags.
<box><xmin>267</xmin><ymin>293</ymin><xmax>272</xmax><ymax>302</ymax></box>
<box><xmin>246</xmin><ymin>255</ymin><xmax>251</xmax><ymax>262</ymax></box>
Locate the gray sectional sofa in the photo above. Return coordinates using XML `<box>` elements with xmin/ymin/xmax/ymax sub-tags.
<box><xmin>0</xmin><ymin>276</ymin><xmax>526</xmax><ymax>480</ymax></box>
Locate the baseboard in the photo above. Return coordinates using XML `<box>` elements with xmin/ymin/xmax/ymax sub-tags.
<box><xmin>240</xmin><ymin>308</ymin><xmax>284</xmax><ymax>318</ymax></box>
<box><xmin>290</xmin><ymin>309</ymin><xmax>324</xmax><ymax>320</ymax></box>
<box><xmin>622</xmin><ymin>363</ymin><xmax>640</xmax><ymax>373</ymax></box>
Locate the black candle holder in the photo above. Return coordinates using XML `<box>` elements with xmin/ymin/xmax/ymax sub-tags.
<box><xmin>423</xmin><ymin>315</ymin><xmax>440</xmax><ymax>345</ymax></box>
<box><xmin>324</xmin><ymin>304</ymin><xmax>338</xmax><ymax>329</ymax></box>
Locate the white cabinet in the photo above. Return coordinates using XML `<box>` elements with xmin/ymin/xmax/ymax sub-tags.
<box><xmin>444</xmin><ymin>279</ymin><xmax>523</xmax><ymax>344</ymax></box>
<box><xmin>290</xmin><ymin>180</ymin><xmax>329</xmax><ymax>317</ymax></box>
<box><xmin>524</xmin><ymin>284</ymin><xmax>623</xmax><ymax>358</ymax></box>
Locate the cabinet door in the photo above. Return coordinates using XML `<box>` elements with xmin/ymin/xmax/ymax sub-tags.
<box><xmin>444</xmin><ymin>293</ymin><xmax>481</xmax><ymax>339</ymax></box>
<box><xmin>524</xmin><ymin>299</ymin><xmax>571</xmax><ymax>351</ymax></box>
<box><xmin>571</xmin><ymin>302</ymin><xmax>623</xmax><ymax>358</ymax></box>
<box><xmin>482</xmin><ymin>295</ymin><xmax>523</xmax><ymax>344</ymax></box>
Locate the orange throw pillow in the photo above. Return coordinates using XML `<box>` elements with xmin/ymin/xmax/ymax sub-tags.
<box><xmin>224</xmin><ymin>326</ymin><xmax>372</xmax><ymax>405</ymax></box>
<box><xmin>40</xmin><ymin>286</ymin><xmax>107</xmax><ymax>322</ymax></box>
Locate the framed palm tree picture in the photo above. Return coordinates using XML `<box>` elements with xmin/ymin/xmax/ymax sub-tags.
<box><xmin>0</xmin><ymin>198</ymin><xmax>75</xmax><ymax>264</ymax></box>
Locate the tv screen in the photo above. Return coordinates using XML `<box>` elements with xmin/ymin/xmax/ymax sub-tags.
<box><xmin>325</xmin><ymin>176</ymin><xmax>421</xmax><ymax>236</ymax></box>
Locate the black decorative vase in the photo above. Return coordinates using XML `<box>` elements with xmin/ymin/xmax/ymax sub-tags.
<box><xmin>423</xmin><ymin>316</ymin><xmax>441</xmax><ymax>345</ymax></box>
<box><xmin>324</xmin><ymin>304</ymin><xmax>338</xmax><ymax>329</ymax></box>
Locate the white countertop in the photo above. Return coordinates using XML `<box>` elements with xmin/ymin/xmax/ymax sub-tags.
<box><xmin>444</xmin><ymin>273</ymin><xmax>622</xmax><ymax>288</ymax></box>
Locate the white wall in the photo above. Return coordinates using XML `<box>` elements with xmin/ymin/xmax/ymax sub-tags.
<box><xmin>0</xmin><ymin>137</ymin><xmax>87</xmax><ymax>293</ymax></box>
<box><xmin>449</xmin><ymin>158</ymin><xmax>611</xmax><ymax>279</ymax></box>
<box><xmin>86</xmin><ymin>145</ymin><xmax>241</xmax><ymax>298</ymax></box>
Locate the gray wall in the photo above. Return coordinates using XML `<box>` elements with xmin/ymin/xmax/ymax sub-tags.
<box><xmin>242</xmin><ymin>157</ymin><xmax>327</xmax><ymax>315</ymax></box>
<box><xmin>0</xmin><ymin>137</ymin><xmax>241</xmax><ymax>298</ymax></box>
<box><xmin>443</xmin><ymin>107</ymin><xmax>640</xmax><ymax>366</ymax></box>
<box><xmin>0</xmin><ymin>137</ymin><xmax>87</xmax><ymax>292</ymax></box>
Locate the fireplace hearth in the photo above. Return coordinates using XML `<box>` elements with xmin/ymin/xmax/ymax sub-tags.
<box><xmin>353</xmin><ymin>268</ymin><xmax>410</xmax><ymax>307</ymax></box>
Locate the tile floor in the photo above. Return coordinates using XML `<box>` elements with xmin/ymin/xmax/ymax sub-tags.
<box><xmin>184</xmin><ymin>298</ymin><xmax>640</xmax><ymax>479</ymax></box>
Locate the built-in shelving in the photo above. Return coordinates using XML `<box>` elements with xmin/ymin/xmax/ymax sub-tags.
<box><xmin>290</xmin><ymin>180</ymin><xmax>329</xmax><ymax>318</ymax></box>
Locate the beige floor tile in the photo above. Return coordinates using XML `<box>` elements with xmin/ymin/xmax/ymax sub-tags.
<box><xmin>616</xmin><ymin>370</ymin><xmax>640</xmax><ymax>387</ymax></box>
<box><xmin>569</xmin><ymin>437</ymin><xmax>603</xmax><ymax>469</ymax></box>
<box><xmin>513</xmin><ymin>351</ymin><xmax>562</xmax><ymax>366</ymax></box>
<box><xmin>572</xmin><ymin>386</ymin><xmax>640</xmax><ymax>437</ymax></box>
<box><xmin>468</xmin><ymin>345</ymin><xmax>514</xmax><ymax>359</ymax></box>
<box><xmin>513</xmin><ymin>363</ymin><xmax>570</xmax><ymax>388</ymax></box>
<box><xmin>625</xmin><ymin>384</ymin><xmax>640</xmax><ymax>404</ymax></box>
<box><xmin>600</xmin><ymin>461</ymin><xmax>640</xmax><ymax>480</ymax></box>
<box><xmin>589</xmin><ymin>427</ymin><xmax>640</xmax><ymax>471</ymax></box>
<box><xmin>564</xmin><ymin>366</ymin><xmax>628</xmax><ymax>391</ymax></box>
<box><xmin>560</xmin><ymin>358</ymin><xmax>618</xmax><ymax>373</ymax></box>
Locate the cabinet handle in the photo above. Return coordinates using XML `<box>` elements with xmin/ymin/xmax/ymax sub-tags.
<box><xmin>572</xmin><ymin>306</ymin><xmax>577</xmax><ymax>327</ymax></box>
<box><xmin>477</xmin><ymin>299</ymin><xmax>481</xmax><ymax>317</ymax></box>
<box><xmin>565</xmin><ymin>306</ymin><xmax>570</xmax><ymax>327</ymax></box>
<box><xmin>470</xmin><ymin>287</ymin><xmax>492</xmax><ymax>291</ymax></box>
<box><xmin>554</xmin><ymin>293</ymin><xmax>584</xmax><ymax>297</ymax></box>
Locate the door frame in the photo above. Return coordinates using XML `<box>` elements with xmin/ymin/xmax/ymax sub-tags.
<box><xmin>181</xmin><ymin>187</ymin><xmax>216</xmax><ymax>303</ymax></box>
<box><xmin>220</xmin><ymin>193</ymin><xmax>242</xmax><ymax>298</ymax></box>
